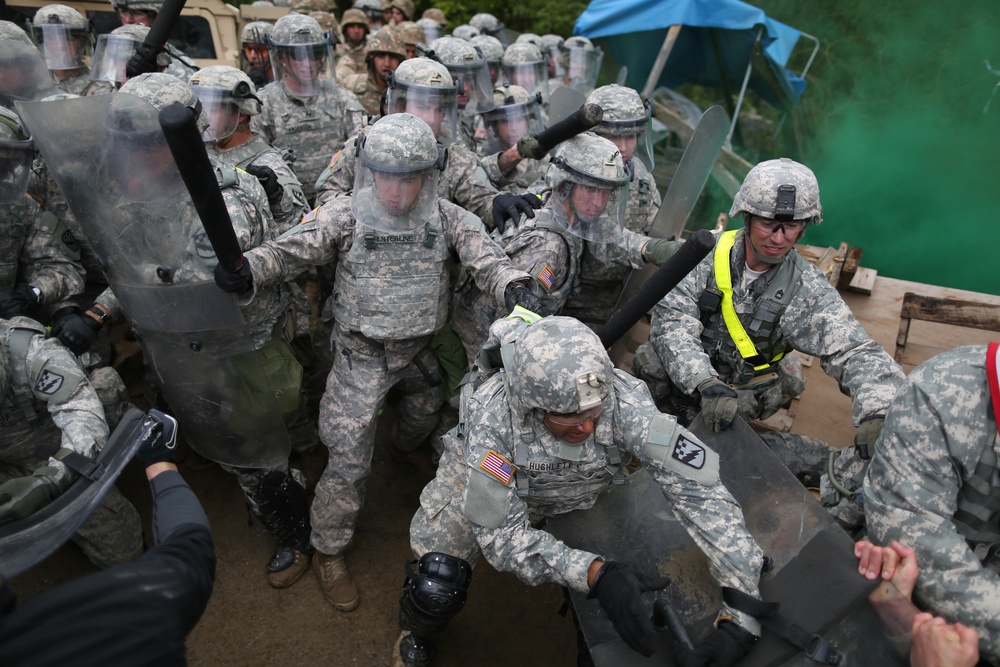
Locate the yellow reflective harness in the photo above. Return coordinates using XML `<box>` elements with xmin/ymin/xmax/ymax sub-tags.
<box><xmin>713</xmin><ymin>230</ymin><xmax>785</xmax><ymax>372</ymax></box>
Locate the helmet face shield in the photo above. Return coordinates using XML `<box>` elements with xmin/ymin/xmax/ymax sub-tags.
<box><xmin>241</xmin><ymin>44</ymin><xmax>272</xmax><ymax>86</ymax></box>
<box><xmin>596</xmin><ymin>100</ymin><xmax>654</xmax><ymax>172</ymax></box>
<box><xmin>482</xmin><ymin>98</ymin><xmax>543</xmax><ymax>154</ymax></box>
<box><xmin>385</xmin><ymin>81</ymin><xmax>458</xmax><ymax>146</ymax></box>
<box><xmin>190</xmin><ymin>86</ymin><xmax>243</xmax><ymax>142</ymax></box>
<box><xmin>90</xmin><ymin>34</ymin><xmax>138</xmax><ymax>83</ymax></box>
<box><xmin>500</xmin><ymin>60</ymin><xmax>548</xmax><ymax>101</ymax></box>
<box><xmin>0</xmin><ymin>41</ymin><xmax>59</xmax><ymax>108</ymax></box>
<box><xmin>106</xmin><ymin>97</ymin><xmax>185</xmax><ymax>203</ymax></box>
<box><xmin>447</xmin><ymin>62</ymin><xmax>494</xmax><ymax>116</ymax></box>
<box><xmin>566</xmin><ymin>46</ymin><xmax>602</xmax><ymax>93</ymax></box>
<box><xmin>271</xmin><ymin>42</ymin><xmax>331</xmax><ymax>96</ymax></box>
<box><xmin>550</xmin><ymin>160</ymin><xmax>629</xmax><ymax>243</ymax></box>
<box><xmin>352</xmin><ymin>136</ymin><xmax>441</xmax><ymax>232</ymax></box>
<box><xmin>31</xmin><ymin>23</ymin><xmax>92</xmax><ymax>70</ymax></box>
<box><xmin>0</xmin><ymin>138</ymin><xmax>33</xmax><ymax>204</ymax></box>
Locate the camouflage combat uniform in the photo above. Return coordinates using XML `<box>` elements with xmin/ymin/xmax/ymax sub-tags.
<box><xmin>52</xmin><ymin>71</ymin><xmax>114</xmax><ymax>97</ymax></box>
<box><xmin>410</xmin><ymin>318</ymin><xmax>765</xmax><ymax>636</ymax></box>
<box><xmin>864</xmin><ymin>345</ymin><xmax>1000</xmax><ymax>662</ymax></box>
<box><xmin>0</xmin><ymin>316</ymin><xmax>142</xmax><ymax>568</ymax></box>
<box><xmin>241</xmin><ymin>195</ymin><xmax>530</xmax><ymax>555</ymax></box>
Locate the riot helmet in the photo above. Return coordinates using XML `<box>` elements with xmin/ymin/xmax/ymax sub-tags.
<box><xmin>354</xmin><ymin>0</ymin><xmax>384</xmax><ymax>28</ymax></box>
<box><xmin>0</xmin><ymin>21</ymin><xmax>34</xmax><ymax>45</ymax></box>
<box><xmin>341</xmin><ymin>9</ymin><xmax>370</xmax><ymax>47</ymax></box>
<box><xmin>450</xmin><ymin>25</ymin><xmax>479</xmax><ymax>41</ymax></box>
<box><xmin>240</xmin><ymin>21</ymin><xmax>274</xmax><ymax>87</ymax></box>
<box><xmin>500</xmin><ymin>42</ymin><xmax>548</xmax><ymax>102</ymax></box>
<box><xmin>0</xmin><ymin>38</ymin><xmax>59</xmax><ymax>108</ymax></box>
<box><xmin>469</xmin><ymin>34</ymin><xmax>503</xmax><ymax>85</ymax></box>
<box><xmin>547</xmin><ymin>132</ymin><xmax>629</xmax><ymax>242</ymax></box>
<box><xmin>469</xmin><ymin>13</ymin><xmax>508</xmax><ymax>46</ymax></box>
<box><xmin>91</xmin><ymin>24</ymin><xmax>168</xmax><ymax>86</ymax></box>
<box><xmin>189</xmin><ymin>66</ymin><xmax>262</xmax><ymax>143</ymax></box>
<box><xmin>514</xmin><ymin>33</ymin><xmax>542</xmax><ymax>47</ymax></box>
<box><xmin>0</xmin><ymin>106</ymin><xmax>34</xmax><ymax>204</ymax></box>
<box><xmin>428</xmin><ymin>37</ymin><xmax>494</xmax><ymax>116</ymax></box>
<box><xmin>415</xmin><ymin>17</ymin><xmax>441</xmax><ymax>43</ymax></box>
<box><xmin>385</xmin><ymin>58</ymin><xmax>457</xmax><ymax>145</ymax></box>
<box><xmin>29</xmin><ymin>4</ymin><xmax>94</xmax><ymax>72</ymax></box>
<box><xmin>352</xmin><ymin>113</ymin><xmax>444</xmax><ymax>232</ymax></box>
<box><xmin>560</xmin><ymin>36</ymin><xmax>603</xmax><ymax>94</ymax></box>
<box><xmin>508</xmin><ymin>316</ymin><xmax>613</xmax><ymax>445</ymax></box>
<box><xmin>588</xmin><ymin>84</ymin><xmax>654</xmax><ymax>171</ymax></box>
<box><xmin>112</xmin><ymin>73</ymin><xmax>206</xmax><ymax>202</ymax></box>
<box><xmin>540</xmin><ymin>34</ymin><xmax>564</xmax><ymax>77</ymax></box>
<box><xmin>268</xmin><ymin>14</ymin><xmax>332</xmax><ymax>97</ymax></box>
<box><xmin>481</xmin><ymin>84</ymin><xmax>543</xmax><ymax>155</ymax></box>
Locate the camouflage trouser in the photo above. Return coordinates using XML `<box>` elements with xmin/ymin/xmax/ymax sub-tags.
<box><xmin>409</xmin><ymin>429</ymin><xmax>480</xmax><ymax>565</ymax></box>
<box><xmin>0</xmin><ymin>425</ymin><xmax>143</xmax><ymax>569</ymax></box>
<box><xmin>311</xmin><ymin>330</ymin><xmax>444</xmax><ymax>555</ymax></box>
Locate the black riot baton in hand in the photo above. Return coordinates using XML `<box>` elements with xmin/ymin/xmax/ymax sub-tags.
<box><xmin>496</xmin><ymin>102</ymin><xmax>604</xmax><ymax>176</ymax></box>
<box><xmin>126</xmin><ymin>0</ymin><xmax>187</xmax><ymax>79</ymax></box>
<box><xmin>596</xmin><ymin>229</ymin><xmax>715</xmax><ymax>350</ymax></box>
<box><xmin>158</xmin><ymin>103</ymin><xmax>248</xmax><ymax>283</ymax></box>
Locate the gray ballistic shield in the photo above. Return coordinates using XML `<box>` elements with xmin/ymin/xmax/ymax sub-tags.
<box><xmin>547</xmin><ymin>417</ymin><xmax>904</xmax><ymax>666</ymax></box>
<box><xmin>18</xmin><ymin>95</ymin><xmax>291</xmax><ymax>469</ymax></box>
<box><xmin>0</xmin><ymin>407</ymin><xmax>149</xmax><ymax>578</ymax></box>
<box><xmin>0</xmin><ymin>40</ymin><xmax>58</xmax><ymax>109</ymax></box>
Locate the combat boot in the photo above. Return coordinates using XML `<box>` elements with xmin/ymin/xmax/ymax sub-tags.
<box><xmin>391</xmin><ymin>630</ymin><xmax>434</xmax><ymax>667</ymax></box>
<box><xmin>315</xmin><ymin>552</ymin><xmax>360</xmax><ymax>611</ymax></box>
<box><xmin>266</xmin><ymin>546</ymin><xmax>313</xmax><ymax>588</ymax></box>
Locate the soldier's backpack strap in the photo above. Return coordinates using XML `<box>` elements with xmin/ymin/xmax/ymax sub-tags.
<box><xmin>985</xmin><ymin>342</ymin><xmax>1000</xmax><ymax>432</ymax></box>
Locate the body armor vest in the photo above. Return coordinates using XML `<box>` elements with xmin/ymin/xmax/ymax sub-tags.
<box><xmin>953</xmin><ymin>427</ymin><xmax>1000</xmax><ymax>573</ymax></box>
<box><xmin>700</xmin><ymin>237</ymin><xmax>806</xmax><ymax>384</ymax></box>
<box><xmin>332</xmin><ymin>213</ymin><xmax>450</xmax><ymax>340</ymax></box>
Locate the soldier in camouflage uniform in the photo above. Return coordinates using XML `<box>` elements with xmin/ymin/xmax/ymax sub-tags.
<box><xmin>51</xmin><ymin>74</ymin><xmax>316</xmax><ymax>589</ymax></box>
<box><xmin>396</xmin><ymin>22</ymin><xmax>425</xmax><ymax>60</ymax></box>
<box><xmin>28</xmin><ymin>5</ymin><xmax>112</xmax><ymax>97</ymax></box>
<box><xmin>638</xmin><ymin>159</ymin><xmax>904</xmax><ymax>525</ymax></box>
<box><xmin>240</xmin><ymin>21</ymin><xmax>274</xmax><ymax>87</ymax></box>
<box><xmin>479</xmin><ymin>84</ymin><xmax>546</xmax><ymax>193</ymax></box>
<box><xmin>354</xmin><ymin>0</ymin><xmax>387</xmax><ymax>32</ymax></box>
<box><xmin>389</xmin><ymin>0</ymin><xmax>414</xmax><ymax>24</ymax></box>
<box><xmin>468</xmin><ymin>12</ymin><xmax>508</xmax><ymax>45</ymax></box>
<box><xmin>395</xmin><ymin>315</ymin><xmax>764</xmax><ymax>667</ymax></box>
<box><xmin>415</xmin><ymin>17</ymin><xmax>442</xmax><ymax>45</ymax></box>
<box><xmin>215</xmin><ymin>114</ymin><xmax>536</xmax><ymax>613</ymax></box>
<box><xmin>452</xmin><ymin>132</ymin><xmax>678</xmax><ymax>359</ymax></box>
<box><xmin>540</xmin><ymin>34</ymin><xmax>564</xmax><ymax>79</ymax></box>
<box><xmin>89</xmin><ymin>24</ymin><xmax>172</xmax><ymax>89</ymax></box>
<box><xmin>864</xmin><ymin>344</ymin><xmax>1000</xmax><ymax>662</ymax></box>
<box><xmin>562</xmin><ymin>85</ymin><xmax>662</xmax><ymax>326</ymax></box>
<box><xmin>427</xmin><ymin>37</ymin><xmax>495</xmax><ymax>152</ymax></box>
<box><xmin>334</xmin><ymin>9</ymin><xmax>369</xmax><ymax>86</ymax></box>
<box><xmin>0</xmin><ymin>316</ymin><xmax>142</xmax><ymax>568</ymax></box>
<box><xmin>340</xmin><ymin>23</ymin><xmax>405</xmax><ymax>118</ymax></box>
<box><xmin>550</xmin><ymin>35</ymin><xmax>602</xmax><ymax>96</ymax></box>
<box><xmin>108</xmin><ymin>0</ymin><xmax>200</xmax><ymax>81</ymax></box>
<box><xmin>253</xmin><ymin>14</ymin><xmax>365</xmax><ymax>202</ymax></box>
<box><xmin>191</xmin><ymin>65</ymin><xmax>309</xmax><ymax>234</ymax></box>
<box><xmin>501</xmin><ymin>42</ymin><xmax>550</xmax><ymax>113</ymax></box>
<box><xmin>469</xmin><ymin>34</ymin><xmax>503</xmax><ymax>87</ymax></box>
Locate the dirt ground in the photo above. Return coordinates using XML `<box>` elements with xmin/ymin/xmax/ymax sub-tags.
<box><xmin>8</xmin><ymin>405</ymin><xmax>579</xmax><ymax>667</ymax></box>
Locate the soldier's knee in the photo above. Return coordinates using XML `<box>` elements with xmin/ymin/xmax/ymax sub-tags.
<box><xmin>399</xmin><ymin>552</ymin><xmax>473</xmax><ymax>635</ymax></box>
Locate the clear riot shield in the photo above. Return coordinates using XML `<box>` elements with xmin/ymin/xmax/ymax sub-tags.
<box><xmin>0</xmin><ymin>40</ymin><xmax>58</xmax><ymax>109</ymax></box>
<box><xmin>547</xmin><ymin>416</ymin><xmax>904</xmax><ymax>666</ymax></box>
<box><xmin>17</xmin><ymin>94</ymin><xmax>291</xmax><ymax>469</ymax></box>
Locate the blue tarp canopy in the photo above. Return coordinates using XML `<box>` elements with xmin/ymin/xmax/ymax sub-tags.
<box><xmin>574</xmin><ymin>0</ymin><xmax>810</xmax><ymax>110</ymax></box>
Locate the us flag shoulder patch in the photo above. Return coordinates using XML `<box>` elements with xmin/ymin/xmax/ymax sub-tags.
<box><xmin>302</xmin><ymin>207</ymin><xmax>319</xmax><ymax>224</ymax></box>
<box><xmin>480</xmin><ymin>450</ymin><xmax>516</xmax><ymax>485</ymax></box>
<box><xmin>328</xmin><ymin>149</ymin><xmax>342</xmax><ymax>168</ymax></box>
<box><xmin>474</xmin><ymin>127</ymin><xmax>486</xmax><ymax>140</ymax></box>
<box><xmin>536</xmin><ymin>265</ymin><xmax>555</xmax><ymax>291</ymax></box>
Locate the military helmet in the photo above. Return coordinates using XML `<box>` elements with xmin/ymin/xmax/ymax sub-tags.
<box><xmin>428</xmin><ymin>36</ymin><xmax>494</xmax><ymax>115</ymax></box>
<box><xmin>550</xmin><ymin>132</ymin><xmax>627</xmax><ymax>189</ymax></box>
<box><xmin>540</xmin><ymin>34</ymin><xmax>564</xmax><ymax>50</ymax></box>
<box><xmin>270</xmin><ymin>13</ymin><xmax>327</xmax><ymax>47</ymax></box>
<box><xmin>564</xmin><ymin>35</ymin><xmax>593</xmax><ymax>50</ymax></box>
<box><xmin>509</xmin><ymin>316</ymin><xmax>612</xmax><ymax>415</ymax></box>
<box><xmin>547</xmin><ymin>132</ymin><xmax>629</xmax><ymax>242</ymax></box>
<box><xmin>340</xmin><ymin>8</ymin><xmax>370</xmax><ymax>29</ymax></box>
<box><xmin>110</xmin><ymin>23</ymin><xmax>170</xmax><ymax>66</ymax></box>
<box><xmin>366</xmin><ymin>25</ymin><xmax>407</xmax><ymax>60</ymax></box>
<box><xmin>415</xmin><ymin>17</ymin><xmax>441</xmax><ymax>43</ymax></box>
<box><xmin>588</xmin><ymin>84</ymin><xmax>650</xmax><ymax>136</ymax></box>
<box><xmin>502</xmin><ymin>42</ymin><xmax>544</xmax><ymax>67</ymax></box>
<box><xmin>308</xmin><ymin>11</ymin><xmax>340</xmax><ymax>36</ymax></box>
<box><xmin>501</xmin><ymin>42</ymin><xmax>547</xmax><ymax>99</ymax></box>
<box><xmin>0</xmin><ymin>105</ymin><xmax>34</xmax><ymax>204</ymax></box>
<box><xmin>450</xmin><ymin>24</ymin><xmax>479</xmax><ymax>41</ymax></box>
<box><xmin>118</xmin><ymin>72</ymin><xmax>209</xmax><ymax>132</ymax></box>
<box><xmin>29</xmin><ymin>4</ymin><xmax>94</xmax><ymax>70</ymax></box>
<box><xmin>190</xmin><ymin>65</ymin><xmax>262</xmax><ymax>116</ymax></box>
<box><xmin>469</xmin><ymin>13</ymin><xmax>501</xmax><ymax>33</ymax></box>
<box><xmin>421</xmin><ymin>7</ymin><xmax>446</xmax><ymax>26</ymax></box>
<box><xmin>386</xmin><ymin>57</ymin><xmax>457</xmax><ymax>144</ymax></box>
<box><xmin>481</xmin><ymin>84</ymin><xmax>543</xmax><ymax>154</ymax></box>
<box><xmin>729</xmin><ymin>158</ymin><xmax>823</xmax><ymax>224</ymax></box>
<box><xmin>31</xmin><ymin>4</ymin><xmax>90</xmax><ymax>31</ymax></box>
<box><xmin>389</xmin><ymin>56</ymin><xmax>452</xmax><ymax>89</ymax></box>
<box><xmin>241</xmin><ymin>20</ymin><xmax>273</xmax><ymax>46</ymax></box>
<box><xmin>469</xmin><ymin>34</ymin><xmax>503</xmax><ymax>63</ymax></box>
<box><xmin>514</xmin><ymin>33</ymin><xmax>543</xmax><ymax>47</ymax></box>
<box><xmin>353</xmin><ymin>0</ymin><xmax>384</xmax><ymax>22</ymax></box>
<box><xmin>110</xmin><ymin>0</ymin><xmax>163</xmax><ymax>14</ymax></box>
<box><xmin>0</xmin><ymin>21</ymin><xmax>34</xmax><ymax>45</ymax></box>
<box><xmin>396</xmin><ymin>21</ymin><xmax>425</xmax><ymax>47</ymax></box>
<box><xmin>390</xmin><ymin>0</ymin><xmax>415</xmax><ymax>21</ymax></box>
<box><xmin>360</xmin><ymin>112</ymin><xmax>440</xmax><ymax>173</ymax></box>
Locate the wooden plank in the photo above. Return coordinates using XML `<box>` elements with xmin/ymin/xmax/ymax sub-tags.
<box><xmin>899</xmin><ymin>293</ymin><xmax>1000</xmax><ymax>331</ymax></box>
<box><xmin>837</xmin><ymin>246</ymin><xmax>863</xmax><ymax>290</ymax></box>
<box><xmin>651</xmin><ymin>97</ymin><xmax>753</xmax><ymax>180</ymax></box>
<box><xmin>847</xmin><ymin>267</ymin><xmax>877</xmax><ymax>295</ymax></box>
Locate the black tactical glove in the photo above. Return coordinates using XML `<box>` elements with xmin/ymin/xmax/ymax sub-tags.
<box><xmin>492</xmin><ymin>193</ymin><xmax>542</xmax><ymax>234</ymax></box>
<box><xmin>515</xmin><ymin>134</ymin><xmax>546</xmax><ymax>159</ymax></box>
<box><xmin>138</xmin><ymin>409</ymin><xmax>180</xmax><ymax>469</ymax></box>
<box><xmin>50</xmin><ymin>305</ymin><xmax>104</xmax><ymax>356</ymax></box>
<box><xmin>213</xmin><ymin>259</ymin><xmax>253</xmax><ymax>295</ymax></box>
<box><xmin>698</xmin><ymin>378</ymin><xmax>739</xmax><ymax>432</ymax></box>
<box><xmin>587</xmin><ymin>561</ymin><xmax>657</xmax><ymax>657</ymax></box>
<box><xmin>0</xmin><ymin>462</ymin><xmax>72</xmax><ymax>523</ymax></box>
<box><xmin>245</xmin><ymin>164</ymin><xmax>282</xmax><ymax>203</ymax></box>
<box><xmin>642</xmin><ymin>238</ymin><xmax>680</xmax><ymax>266</ymax></box>
<box><xmin>672</xmin><ymin>621</ymin><xmax>757</xmax><ymax>667</ymax></box>
<box><xmin>853</xmin><ymin>414</ymin><xmax>885</xmax><ymax>460</ymax></box>
<box><xmin>125</xmin><ymin>43</ymin><xmax>161</xmax><ymax>80</ymax></box>
<box><xmin>0</xmin><ymin>283</ymin><xmax>42</xmax><ymax>318</ymax></box>
<box><xmin>503</xmin><ymin>282</ymin><xmax>543</xmax><ymax>316</ymax></box>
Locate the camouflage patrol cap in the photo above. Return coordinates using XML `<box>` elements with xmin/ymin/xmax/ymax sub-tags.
<box><xmin>540</xmin><ymin>34</ymin><xmax>564</xmax><ymax>50</ymax></box>
<box><xmin>110</xmin><ymin>24</ymin><xmax>170</xmax><ymax>66</ymax></box>
<box><xmin>118</xmin><ymin>72</ymin><xmax>209</xmax><ymax>132</ymax></box>
<box><xmin>189</xmin><ymin>65</ymin><xmax>262</xmax><ymax>116</ymax></box>
<box><xmin>366</xmin><ymin>25</ymin><xmax>406</xmax><ymax>60</ymax></box>
<box><xmin>341</xmin><ymin>8</ymin><xmax>370</xmax><ymax>29</ymax></box>
<box><xmin>360</xmin><ymin>112</ymin><xmax>439</xmax><ymax>171</ymax></box>
<box><xmin>514</xmin><ymin>33</ymin><xmax>543</xmax><ymax>47</ymax></box>
<box><xmin>730</xmin><ymin>157</ymin><xmax>823</xmax><ymax>223</ymax></box>
<box><xmin>469</xmin><ymin>13</ymin><xmax>501</xmax><ymax>33</ymax></box>
<box><xmin>0</xmin><ymin>20</ymin><xmax>35</xmax><ymax>45</ymax></box>
<box><xmin>270</xmin><ymin>13</ymin><xmax>327</xmax><ymax>47</ymax></box>
<box><xmin>31</xmin><ymin>4</ymin><xmax>89</xmax><ymax>31</ymax></box>
<box><xmin>109</xmin><ymin>0</ymin><xmax>163</xmax><ymax>14</ymax></box>
<box><xmin>241</xmin><ymin>20</ymin><xmax>273</xmax><ymax>46</ymax></box>
<box><xmin>450</xmin><ymin>25</ymin><xmax>479</xmax><ymax>41</ymax></box>
<box><xmin>501</xmin><ymin>42</ymin><xmax>544</xmax><ymax>67</ymax></box>
<box><xmin>469</xmin><ymin>35</ymin><xmax>503</xmax><ymax>63</ymax></box>
<box><xmin>390</xmin><ymin>0</ymin><xmax>414</xmax><ymax>21</ymax></box>
<box><xmin>396</xmin><ymin>21</ymin><xmax>424</xmax><ymax>46</ymax></box>
<box><xmin>421</xmin><ymin>7</ymin><xmax>446</xmax><ymax>26</ymax></box>
<box><xmin>509</xmin><ymin>316</ymin><xmax>612</xmax><ymax>415</ymax></box>
<box><xmin>587</xmin><ymin>84</ymin><xmax>650</xmax><ymax>137</ymax></box>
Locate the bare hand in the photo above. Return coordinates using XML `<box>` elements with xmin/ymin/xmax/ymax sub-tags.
<box><xmin>910</xmin><ymin>612</ymin><xmax>979</xmax><ymax>667</ymax></box>
<box><xmin>856</xmin><ymin>539</ymin><xmax>919</xmax><ymax>600</ymax></box>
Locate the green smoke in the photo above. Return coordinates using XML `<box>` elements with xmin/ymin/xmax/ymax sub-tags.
<box><xmin>755</xmin><ymin>0</ymin><xmax>1000</xmax><ymax>294</ymax></box>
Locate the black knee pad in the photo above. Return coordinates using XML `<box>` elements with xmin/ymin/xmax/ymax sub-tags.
<box><xmin>248</xmin><ymin>469</ymin><xmax>312</xmax><ymax>552</ymax></box>
<box><xmin>399</xmin><ymin>552</ymin><xmax>472</xmax><ymax>636</ymax></box>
